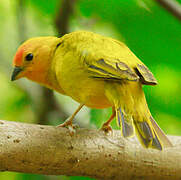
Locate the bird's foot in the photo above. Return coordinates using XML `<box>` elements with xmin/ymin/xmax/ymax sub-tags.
<box><xmin>57</xmin><ymin>119</ymin><xmax>79</xmax><ymax>136</ymax></box>
<box><xmin>100</xmin><ymin>123</ymin><xmax>113</xmax><ymax>134</ymax></box>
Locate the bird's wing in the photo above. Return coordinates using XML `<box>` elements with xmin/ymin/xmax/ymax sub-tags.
<box><xmin>85</xmin><ymin>57</ymin><xmax>157</xmax><ymax>85</ymax></box>
<box><xmin>134</xmin><ymin>64</ymin><xmax>158</xmax><ymax>85</ymax></box>
<box><xmin>85</xmin><ymin>58</ymin><xmax>139</xmax><ymax>82</ymax></box>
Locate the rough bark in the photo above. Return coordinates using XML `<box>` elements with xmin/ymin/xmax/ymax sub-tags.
<box><xmin>0</xmin><ymin>120</ymin><xmax>180</xmax><ymax>180</ymax></box>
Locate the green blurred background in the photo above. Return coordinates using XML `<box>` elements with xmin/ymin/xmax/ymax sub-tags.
<box><xmin>0</xmin><ymin>0</ymin><xmax>181</xmax><ymax>179</ymax></box>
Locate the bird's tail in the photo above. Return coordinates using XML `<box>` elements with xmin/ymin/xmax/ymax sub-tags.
<box><xmin>116</xmin><ymin>107</ymin><xmax>135</xmax><ymax>138</ymax></box>
<box><xmin>133</xmin><ymin>113</ymin><xmax>172</xmax><ymax>150</ymax></box>
<box><xmin>115</xmin><ymin>91</ymin><xmax>172</xmax><ymax>150</ymax></box>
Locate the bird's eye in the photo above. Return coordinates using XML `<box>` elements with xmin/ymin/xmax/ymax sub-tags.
<box><xmin>25</xmin><ymin>53</ymin><xmax>33</xmax><ymax>61</ymax></box>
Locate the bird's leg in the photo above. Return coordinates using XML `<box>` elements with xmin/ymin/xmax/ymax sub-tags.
<box><xmin>100</xmin><ymin>107</ymin><xmax>116</xmax><ymax>133</ymax></box>
<box><xmin>57</xmin><ymin>104</ymin><xmax>84</xmax><ymax>135</ymax></box>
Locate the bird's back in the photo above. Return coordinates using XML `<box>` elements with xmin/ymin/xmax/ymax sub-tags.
<box><xmin>60</xmin><ymin>31</ymin><xmax>142</xmax><ymax>67</ymax></box>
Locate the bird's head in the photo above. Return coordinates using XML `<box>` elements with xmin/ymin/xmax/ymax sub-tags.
<box><xmin>11</xmin><ymin>36</ymin><xmax>59</xmax><ymax>84</ymax></box>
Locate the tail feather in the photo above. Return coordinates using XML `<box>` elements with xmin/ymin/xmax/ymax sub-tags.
<box><xmin>152</xmin><ymin>131</ymin><xmax>162</xmax><ymax>150</ymax></box>
<box><xmin>133</xmin><ymin>116</ymin><xmax>172</xmax><ymax>150</ymax></box>
<box><xmin>134</xmin><ymin>120</ymin><xmax>163</xmax><ymax>150</ymax></box>
<box><xmin>108</xmin><ymin>82</ymin><xmax>172</xmax><ymax>150</ymax></box>
<box><xmin>116</xmin><ymin>107</ymin><xmax>172</xmax><ymax>150</ymax></box>
<box><xmin>150</xmin><ymin>116</ymin><xmax>172</xmax><ymax>148</ymax></box>
<box><xmin>116</xmin><ymin>108</ymin><xmax>134</xmax><ymax>138</ymax></box>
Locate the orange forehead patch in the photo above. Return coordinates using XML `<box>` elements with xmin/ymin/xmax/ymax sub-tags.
<box><xmin>13</xmin><ymin>47</ymin><xmax>24</xmax><ymax>66</ymax></box>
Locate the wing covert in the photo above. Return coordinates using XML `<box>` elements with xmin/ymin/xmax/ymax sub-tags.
<box><xmin>86</xmin><ymin>58</ymin><xmax>139</xmax><ymax>82</ymax></box>
<box><xmin>135</xmin><ymin>64</ymin><xmax>158</xmax><ymax>85</ymax></box>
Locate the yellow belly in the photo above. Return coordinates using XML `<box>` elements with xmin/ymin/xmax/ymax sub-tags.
<box><xmin>58</xmin><ymin>67</ymin><xmax>112</xmax><ymax>109</ymax></box>
<box><xmin>67</xmin><ymin>78</ymin><xmax>111</xmax><ymax>108</ymax></box>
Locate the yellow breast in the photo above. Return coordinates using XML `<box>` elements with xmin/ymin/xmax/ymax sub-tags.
<box><xmin>53</xmin><ymin>51</ymin><xmax>111</xmax><ymax>109</ymax></box>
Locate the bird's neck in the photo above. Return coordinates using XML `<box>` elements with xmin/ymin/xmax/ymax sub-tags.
<box><xmin>25</xmin><ymin>65</ymin><xmax>66</xmax><ymax>94</ymax></box>
<box><xmin>45</xmin><ymin>68</ymin><xmax>66</xmax><ymax>94</ymax></box>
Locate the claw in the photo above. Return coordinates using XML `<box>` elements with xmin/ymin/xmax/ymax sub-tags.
<box><xmin>57</xmin><ymin>104</ymin><xmax>83</xmax><ymax>136</ymax></box>
<box><xmin>100</xmin><ymin>123</ymin><xmax>113</xmax><ymax>134</ymax></box>
<box><xmin>57</xmin><ymin>120</ymin><xmax>72</xmax><ymax>128</ymax></box>
<box><xmin>57</xmin><ymin>119</ymin><xmax>79</xmax><ymax>136</ymax></box>
<box><xmin>66</xmin><ymin>125</ymin><xmax>76</xmax><ymax>136</ymax></box>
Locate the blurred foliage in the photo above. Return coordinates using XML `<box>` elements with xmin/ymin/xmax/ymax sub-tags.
<box><xmin>0</xmin><ymin>0</ymin><xmax>181</xmax><ymax>179</ymax></box>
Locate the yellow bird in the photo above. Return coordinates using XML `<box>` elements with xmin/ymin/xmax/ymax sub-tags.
<box><xmin>11</xmin><ymin>31</ymin><xmax>172</xmax><ymax>150</ymax></box>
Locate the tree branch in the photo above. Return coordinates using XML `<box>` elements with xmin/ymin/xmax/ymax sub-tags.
<box><xmin>0</xmin><ymin>120</ymin><xmax>180</xmax><ymax>180</ymax></box>
<box><xmin>155</xmin><ymin>0</ymin><xmax>181</xmax><ymax>21</ymax></box>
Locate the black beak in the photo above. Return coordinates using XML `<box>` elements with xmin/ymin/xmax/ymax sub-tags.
<box><xmin>11</xmin><ymin>67</ymin><xmax>23</xmax><ymax>81</ymax></box>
